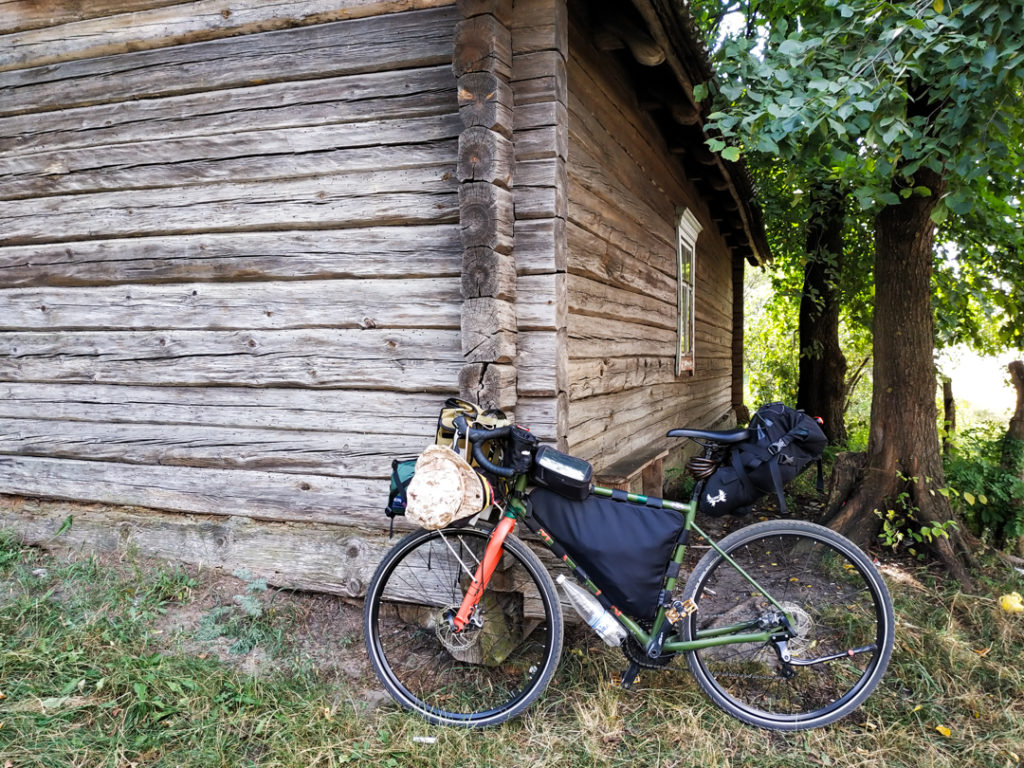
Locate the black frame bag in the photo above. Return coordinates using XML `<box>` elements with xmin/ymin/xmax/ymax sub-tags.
<box><xmin>699</xmin><ymin>403</ymin><xmax>827</xmax><ymax>517</ymax></box>
<box><xmin>529</xmin><ymin>487</ymin><xmax>686</xmax><ymax>619</ymax></box>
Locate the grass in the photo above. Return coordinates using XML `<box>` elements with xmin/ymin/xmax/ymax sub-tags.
<box><xmin>1</xmin><ymin>530</ymin><xmax>1023</xmax><ymax>768</ymax></box>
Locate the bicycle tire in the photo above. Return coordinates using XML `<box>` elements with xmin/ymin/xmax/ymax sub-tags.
<box><xmin>364</xmin><ymin>525</ymin><xmax>563</xmax><ymax>727</ymax></box>
<box><xmin>681</xmin><ymin>519</ymin><xmax>894</xmax><ymax>730</ymax></box>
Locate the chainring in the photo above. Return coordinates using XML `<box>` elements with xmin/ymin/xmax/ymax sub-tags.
<box><xmin>621</xmin><ymin>620</ymin><xmax>678</xmax><ymax>669</ymax></box>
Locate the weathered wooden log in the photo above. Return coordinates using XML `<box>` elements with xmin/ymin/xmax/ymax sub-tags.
<box><xmin>0</xmin><ymin>66</ymin><xmax>456</xmax><ymax>156</ymax></box>
<box><xmin>0</xmin><ymin>278</ymin><xmax>462</xmax><ymax>331</ymax></box>
<box><xmin>458</xmin><ymin>182</ymin><xmax>514</xmax><ymax>252</ymax></box>
<box><xmin>0</xmin><ymin>496</ymin><xmax>393</xmax><ymax>598</ymax></box>
<box><xmin>0</xmin><ymin>417</ymin><xmax>419</xmax><ymax>478</ymax></box>
<box><xmin>0</xmin><ymin>169</ymin><xmax>459</xmax><ymax>245</ymax></box>
<box><xmin>0</xmin><ymin>117</ymin><xmax>461</xmax><ymax>197</ymax></box>
<box><xmin>457</xmin><ymin>125</ymin><xmax>514</xmax><ymax>186</ymax></box>
<box><xmin>457</xmin><ymin>71</ymin><xmax>513</xmax><ymax>134</ymax></box>
<box><xmin>456</xmin><ymin>0</ymin><xmax>513</xmax><ymax>24</ymax></box>
<box><xmin>516</xmin><ymin>272</ymin><xmax>566</xmax><ymax>331</ymax></box>
<box><xmin>516</xmin><ymin>329</ymin><xmax>567</xmax><ymax>397</ymax></box>
<box><xmin>458</xmin><ymin>362</ymin><xmax>517</xmax><ymax>411</ymax></box>
<box><xmin>0</xmin><ymin>328</ymin><xmax>464</xmax><ymax>390</ymax></box>
<box><xmin>1</xmin><ymin>6</ymin><xmax>460</xmax><ymax>115</ymax></box>
<box><xmin>514</xmin><ymin>217</ymin><xmax>566</xmax><ymax>274</ymax></box>
<box><xmin>462</xmin><ymin>247</ymin><xmax>517</xmax><ymax>301</ymax></box>
<box><xmin>0</xmin><ymin>455</ymin><xmax>385</xmax><ymax>524</ymax></box>
<box><xmin>510</xmin><ymin>0</ymin><xmax>567</xmax><ymax>55</ymax></box>
<box><xmin>453</xmin><ymin>14</ymin><xmax>512</xmax><ymax>79</ymax></box>
<box><xmin>0</xmin><ymin>226</ymin><xmax>461</xmax><ymax>287</ymax></box>
<box><xmin>460</xmin><ymin>297</ymin><xmax>516</xmax><ymax>363</ymax></box>
<box><xmin>510</xmin><ymin>51</ymin><xmax>566</xmax><ymax>106</ymax></box>
<box><xmin>0</xmin><ymin>382</ymin><xmax>441</xmax><ymax>434</ymax></box>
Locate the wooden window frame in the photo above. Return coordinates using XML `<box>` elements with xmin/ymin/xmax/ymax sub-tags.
<box><xmin>676</xmin><ymin>207</ymin><xmax>703</xmax><ymax>376</ymax></box>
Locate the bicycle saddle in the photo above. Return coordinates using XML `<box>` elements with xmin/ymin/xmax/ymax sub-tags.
<box><xmin>666</xmin><ymin>427</ymin><xmax>751</xmax><ymax>443</ymax></box>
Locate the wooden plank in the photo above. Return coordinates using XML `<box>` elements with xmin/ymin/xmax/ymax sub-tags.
<box><xmin>0</xmin><ymin>168</ymin><xmax>459</xmax><ymax>245</ymax></box>
<box><xmin>1</xmin><ymin>2</ymin><xmax>458</xmax><ymax>74</ymax></box>
<box><xmin>0</xmin><ymin>328</ymin><xmax>464</xmax><ymax>390</ymax></box>
<box><xmin>0</xmin><ymin>118</ymin><xmax>461</xmax><ymax>197</ymax></box>
<box><xmin>0</xmin><ymin>383</ymin><xmax>444</xmax><ymax>434</ymax></box>
<box><xmin>0</xmin><ymin>278</ymin><xmax>462</xmax><ymax>331</ymax></box>
<box><xmin>0</xmin><ymin>226</ymin><xmax>462</xmax><ymax>287</ymax></box>
<box><xmin>0</xmin><ymin>6</ymin><xmax>460</xmax><ymax>115</ymax></box>
<box><xmin>0</xmin><ymin>66</ymin><xmax>456</xmax><ymax>156</ymax></box>
<box><xmin>457</xmin><ymin>0</ymin><xmax>513</xmax><ymax>25</ymax></box>
<box><xmin>0</xmin><ymin>496</ymin><xmax>394</xmax><ymax>598</ymax></box>
<box><xmin>0</xmin><ymin>454</ymin><xmax>385</xmax><ymax>525</ymax></box>
<box><xmin>566</xmin><ymin>220</ymin><xmax>675</xmax><ymax>304</ymax></box>
<box><xmin>0</xmin><ymin>417</ymin><xmax>425</xmax><ymax>478</ymax></box>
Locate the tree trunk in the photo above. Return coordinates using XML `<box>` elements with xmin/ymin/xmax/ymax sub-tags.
<box><xmin>797</xmin><ymin>180</ymin><xmax>848</xmax><ymax>444</ymax></box>
<box><xmin>942</xmin><ymin>377</ymin><xmax>956</xmax><ymax>456</ymax></box>
<box><xmin>1004</xmin><ymin>361</ymin><xmax>1024</xmax><ymax>555</ymax></box>
<box><xmin>823</xmin><ymin>165</ymin><xmax>974</xmax><ymax>586</ymax></box>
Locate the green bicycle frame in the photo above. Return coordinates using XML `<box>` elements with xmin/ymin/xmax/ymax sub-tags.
<box><xmin>504</xmin><ymin>480</ymin><xmax>791</xmax><ymax>653</ymax></box>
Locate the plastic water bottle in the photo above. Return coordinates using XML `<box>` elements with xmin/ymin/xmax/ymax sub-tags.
<box><xmin>556</xmin><ymin>574</ymin><xmax>626</xmax><ymax>647</ymax></box>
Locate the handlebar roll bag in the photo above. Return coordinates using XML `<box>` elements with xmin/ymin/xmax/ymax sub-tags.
<box><xmin>404</xmin><ymin>445</ymin><xmax>494</xmax><ymax>529</ymax></box>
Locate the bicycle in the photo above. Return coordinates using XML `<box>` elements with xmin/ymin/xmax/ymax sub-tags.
<box><xmin>363</xmin><ymin>416</ymin><xmax>895</xmax><ymax>730</ymax></box>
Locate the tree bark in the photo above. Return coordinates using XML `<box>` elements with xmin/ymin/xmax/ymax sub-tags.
<box><xmin>1004</xmin><ymin>361</ymin><xmax>1024</xmax><ymax>555</ymax></box>
<box><xmin>797</xmin><ymin>179</ymin><xmax>848</xmax><ymax>443</ymax></box>
<box><xmin>823</xmin><ymin>165</ymin><xmax>974</xmax><ymax>586</ymax></box>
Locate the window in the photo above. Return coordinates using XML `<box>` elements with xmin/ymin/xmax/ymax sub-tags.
<box><xmin>676</xmin><ymin>208</ymin><xmax>702</xmax><ymax>376</ymax></box>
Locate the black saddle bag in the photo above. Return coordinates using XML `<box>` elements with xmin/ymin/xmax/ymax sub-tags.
<box><xmin>698</xmin><ymin>403</ymin><xmax>827</xmax><ymax>517</ymax></box>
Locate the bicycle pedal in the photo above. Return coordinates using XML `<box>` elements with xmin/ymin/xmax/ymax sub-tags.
<box><xmin>665</xmin><ymin>599</ymin><xmax>698</xmax><ymax>627</ymax></box>
<box><xmin>617</xmin><ymin>662</ymin><xmax>641</xmax><ymax>690</ymax></box>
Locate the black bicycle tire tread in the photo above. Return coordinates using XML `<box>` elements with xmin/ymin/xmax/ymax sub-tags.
<box><xmin>681</xmin><ymin>519</ymin><xmax>895</xmax><ymax>731</ymax></box>
<box><xmin>363</xmin><ymin>526</ymin><xmax>564</xmax><ymax>727</ymax></box>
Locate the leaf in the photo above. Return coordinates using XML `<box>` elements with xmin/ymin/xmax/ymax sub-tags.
<box><xmin>693</xmin><ymin>82</ymin><xmax>709</xmax><ymax>102</ymax></box>
<box><xmin>933</xmin><ymin>0</ymin><xmax>944</xmax><ymax>13</ymax></box>
<box><xmin>978</xmin><ymin>494</ymin><xmax>988</xmax><ymax>504</ymax></box>
<box><xmin>722</xmin><ymin>146</ymin><xmax>742</xmax><ymax>162</ymax></box>
<box><xmin>935</xmin><ymin>724</ymin><xmax>952</xmax><ymax>738</ymax></box>
<box><xmin>963</xmin><ymin>491</ymin><xmax>976</xmax><ymax>506</ymax></box>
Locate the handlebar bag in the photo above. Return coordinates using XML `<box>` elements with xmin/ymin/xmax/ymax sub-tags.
<box><xmin>405</xmin><ymin>445</ymin><xmax>494</xmax><ymax>530</ymax></box>
<box><xmin>529</xmin><ymin>487</ymin><xmax>686</xmax><ymax>619</ymax></box>
<box><xmin>698</xmin><ymin>402</ymin><xmax>827</xmax><ymax>517</ymax></box>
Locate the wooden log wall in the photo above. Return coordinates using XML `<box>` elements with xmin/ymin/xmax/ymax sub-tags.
<box><xmin>0</xmin><ymin>1</ymin><xmax>464</xmax><ymax>549</ymax></box>
<box><xmin>509</xmin><ymin>0</ymin><xmax>569</xmax><ymax>446</ymax></box>
<box><xmin>563</xmin><ymin>16</ymin><xmax>736</xmax><ymax>472</ymax></box>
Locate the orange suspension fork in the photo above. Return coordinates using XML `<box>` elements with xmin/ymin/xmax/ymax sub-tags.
<box><xmin>452</xmin><ymin>516</ymin><xmax>516</xmax><ymax>631</ymax></box>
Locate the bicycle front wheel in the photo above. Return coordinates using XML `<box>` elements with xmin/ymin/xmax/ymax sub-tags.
<box><xmin>682</xmin><ymin>520</ymin><xmax>894</xmax><ymax>730</ymax></box>
<box><xmin>364</xmin><ymin>526</ymin><xmax>563</xmax><ymax>727</ymax></box>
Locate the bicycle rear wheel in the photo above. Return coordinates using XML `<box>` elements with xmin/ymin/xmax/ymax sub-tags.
<box><xmin>364</xmin><ymin>526</ymin><xmax>563</xmax><ymax>727</ymax></box>
<box><xmin>682</xmin><ymin>520</ymin><xmax>894</xmax><ymax>730</ymax></box>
